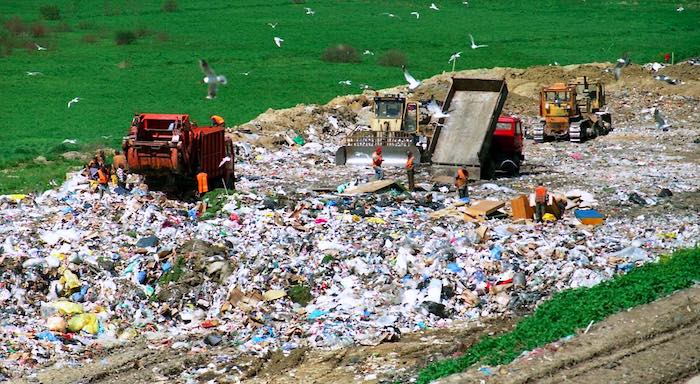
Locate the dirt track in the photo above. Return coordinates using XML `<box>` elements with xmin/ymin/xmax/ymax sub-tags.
<box><xmin>437</xmin><ymin>286</ymin><xmax>700</xmax><ymax>384</ymax></box>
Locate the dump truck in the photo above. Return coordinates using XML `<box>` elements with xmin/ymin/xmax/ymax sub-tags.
<box><xmin>534</xmin><ymin>76</ymin><xmax>612</xmax><ymax>143</ymax></box>
<box><xmin>122</xmin><ymin>113</ymin><xmax>234</xmax><ymax>190</ymax></box>
<box><xmin>335</xmin><ymin>95</ymin><xmax>426</xmax><ymax>166</ymax></box>
<box><xmin>429</xmin><ymin>77</ymin><xmax>510</xmax><ymax>179</ymax></box>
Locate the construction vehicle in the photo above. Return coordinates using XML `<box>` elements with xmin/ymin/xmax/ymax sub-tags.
<box><xmin>122</xmin><ymin>113</ymin><xmax>234</xmax><ymax>190</ymax></box>
<box><xmin>429</xmin><ymin>77</ymin><xmax>511</xmax><ymax>179</ymax></box>
<box><xmin>335</xmin><ymin>95</ymin><xmax>426</xmax><ymax>166</ymax></box>
<box><xmin>534</xmin><ymin>76</ymin><xmax>612</xmax><ymax>143</ymax></box>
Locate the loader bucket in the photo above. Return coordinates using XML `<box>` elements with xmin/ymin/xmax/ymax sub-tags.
<box><xmin>335</xmin><ymin>146</ymin><xmax>422</xmax><ymax>167</ymax></box>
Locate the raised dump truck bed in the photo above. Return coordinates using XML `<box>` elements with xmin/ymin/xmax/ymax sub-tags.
<box><xmin>429</xmin><ymin>77</ymin><xmax>508</xmax><ymax>179</ymax></box>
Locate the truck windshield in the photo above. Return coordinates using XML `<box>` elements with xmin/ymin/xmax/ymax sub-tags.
<box><xmin>375</xmin><ymin>101</ymin><xmax>403</xmax><ymax>118</ymax></box>
<box><xmin>495</xmin><ymin>122</ymin><xmax>512</xmax><ymax>131</ymax></box>
<box><xmin>545</xmin><ymin>91</ymin><xmax>570</xmax><ymax>103</ymax></box>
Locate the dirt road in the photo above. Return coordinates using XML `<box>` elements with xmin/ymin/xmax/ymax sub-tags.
<box><xmin>437</xmin><ymin>286</ymin><xmax>700</xmax><ymax>384</ymax></box>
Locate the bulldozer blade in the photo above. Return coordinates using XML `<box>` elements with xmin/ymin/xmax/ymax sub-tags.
<box><xmin>335</xmin><ymin>146</ymin><xmax>422</xmax><ymax>167</ymax></box>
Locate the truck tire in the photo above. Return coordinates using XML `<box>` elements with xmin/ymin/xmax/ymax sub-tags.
<box><xmin>481</xmin><ymin>159</ymin><xmax>496</xmax><ymax>180</ymax></box>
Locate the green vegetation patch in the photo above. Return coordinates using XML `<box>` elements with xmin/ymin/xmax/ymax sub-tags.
<box><xmin>417</xmin><ymin>247</ymin><xmax>700</xmax><ymax>384</ymax></box>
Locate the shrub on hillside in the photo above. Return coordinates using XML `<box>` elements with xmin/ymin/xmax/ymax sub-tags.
<box><xmin>31</xmin><ymin>22</ymin><xmax>48</xmax><ymax>37</ymax></box>
<box><xmin>4</xmin><ymin>17</ymin><xmax>28</xmax><ymax>35</ymax></box>
<box><xmin>115</xmin><ymin>30</ymin><xmax>136</xmax><ymax>45</ymax></box>
<box><xmin>81</xmin><ymin>34</ymin><xmax>98</xmax><ymax>43</ymax></box>
<box><xmin>378</xmin><ymin>49</ymin><xmax>407</xmax><ymax>67</ymax></box>
<box><xmin>39</xmin><ymin>5</ymin><xmax>61</xmax><ymax>20</ymax></box>
<box><xmin>321</xmin><ymin>44</ymin><xmax>360</xmax><ymax>63</ymax></box>
<box><xmin>162</xmin><ymin>0</ymin><xmax>178</xmax><ymax>12</ymax></box>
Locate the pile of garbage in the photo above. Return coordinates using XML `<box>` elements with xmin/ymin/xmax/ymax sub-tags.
<box><xmin>2</xmin><ymin>83</ymin><xmax>700</xmax><ymax>381</ymax></box>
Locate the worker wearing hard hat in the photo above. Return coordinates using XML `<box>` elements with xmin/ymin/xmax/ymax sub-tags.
<box><xmin>535</xmin><ymin>181</ymin><xmax>548</xmax><ymax>222</ymax></box>
<box><xmin>455</xmin><ymin>168</ymin><xmax>469</xmax><ymax>199</ymax></box>
<box><xmin>210</xmin><ymin>115</ymin><xmax>225</xmax><ymax>127</ymax></box>
<box><xmin>372</xmin><ymin>147</ymin><xmax>384</xmax><ymax>180</ymax></box>
<box><xmin>406</xmin><ymin>151</ymin><xmax>415</xmax><ymax>191</ymax></box>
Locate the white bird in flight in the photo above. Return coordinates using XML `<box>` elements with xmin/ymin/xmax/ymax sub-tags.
<box><xmin>274</xmin><ymin>37</ymin><xmax>284</xmax><ymax>47</ymax></box>
<box><xmin>363</xmin><ymin>50</ymin><xmax>374</xmax><ymax>55</ymax></box>
<box><xmin>338</xmin><ymin>80</ymin><xmax>352</xmax><ymax>86</ymax></box>
<box><xmin>267</xmin><ymin>22</ymin><xmax>278</xmax><ymax>29</ymax></box>
<box><xmin>449</xmin><ymin>52</ymin><xmax>461</xmax><ymax>62</ymax></box>
<box><xmin>67</xmin><ymin>97</ymin><xmax>80</xmax><ymax>108</ymax></box>
<box><xmin>382</xmin><ymin>12</ymin><xmax>400</xmax><ymax>18</ymax></box>
<box><xmin>26</xmin><ymin>71</ymin><xmax>43</xmax><ymax>76</ymax></box>
<box><xmin>199</xmin><ymin>59</ymin><xmax>227</xmax><ymax>99</ymax></box>
<box><xmin>62</xmin><ymin>139</ymin><xmax>77</xmax><ymax>144</ymax></box>
<box><xmin>402</xmin><ymin>66</ymin><xmax>422</xmax><ymax>90</ymax></box>
<box><xmin>35</xmin><ymin>43</ymin><xmax>47</xmax><ymax>51</ymax></box>
<box><xmin>676</xmin><ymin>6</ymin><xmax>684</xmax><ymax>11</ymax></box>
<box><xmin>218</xmin><ymin>156</ymin><xmax>231</xmax><ymax>168</ymax></box>
<box><xmin>240</xmin><ymin>71</ymin><xmax>251</xmax><ymax>76</ymax></box>
<box><xmin>654</xmin><ymin>108</ymin><xmax>671</xmax><ymax>130</ymax></box>
<box><xmin>305</xmin><ymin>7</ymin><xmax>315</xmax><ymax>15</ymax></box>
<box><xmin>469</xmin><ymin>33</ymin><xmax>488</xmax><ymax>49</ymax></box>
<box><xmin>411</xmin><ymin>11</ymin><xmax>420</xmax><ymax>18</ymax></box>
<box><xmin>427</xmin><ymin>97</ymin><xmax>450</xmax><ymax>119</ymax></box>
<box><xmin>429</xmin><ymin>3</ymin><xmax>440</xmax><ymax>10</ymax></box>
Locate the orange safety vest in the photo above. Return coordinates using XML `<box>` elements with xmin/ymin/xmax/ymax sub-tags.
<box><xmin>197</xmin><ymin>172</ymin><xmax>209</xmax><ymax>193</ymax></box>
<box><xmin>211</xmin><ymin>115</ymin><xmax>224</xmax><ymax>126</ymax></box>
<box><xmin>455</xmin><ymin>169</ymin><xmax>468</xmax><ymax>188</ymax></box>
<box><xmin>406</xmin><ymin>157</ymin><xmax>414</xmax><ymax>170</ymax></box>
<box><xmin>97</xmin><ymin>168</ymin><xmax>109</xmax><ymax>184</ymax></box>
<box><xmin>535</xmin><ymin>186</ymin><xmax>548</xmax><ymax>203</ymax></box>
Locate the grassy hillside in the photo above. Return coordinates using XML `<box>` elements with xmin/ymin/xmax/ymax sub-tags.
<box><xmin>1</xmin><ymin>0</ymin><xmax>698</xmax><ymax>192</ymax></box>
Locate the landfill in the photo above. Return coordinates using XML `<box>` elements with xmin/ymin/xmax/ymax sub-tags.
<box><xmin>1</xmin><ymin>63</ymin><xmax>699</xmax><ymax>382</ymax></box>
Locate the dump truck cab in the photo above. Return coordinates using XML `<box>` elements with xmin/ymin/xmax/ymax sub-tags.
<box><xmin>491</xmin><ymin>116</ymin><xmax>524</xmax><ymax>175</ymax></box>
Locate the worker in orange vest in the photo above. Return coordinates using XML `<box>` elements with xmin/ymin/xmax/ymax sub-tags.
<box><xmin>535</xmin><ymin>181</ymin><xmax>548</xmax><ymax>222</ymax></box>
<box><xmin>210</xmin><ymin>115</ymin><xmax>225</xmax><ymax>127</ymax></box>
<box><xmin>372</xmin><ymin>147</ymin><xmax>384</xmax><ymax>180</ymax></box>
<box><xmin>97</xmin><ymin>166</ymin><xmax>110</xmax><ymax>198</ymax></box>
<box><xmin>406</xmin><ymin>151</ymin><xmax>415</xmax><ymax>191</ymax></box>
<box><xmin>455</xmin><ymin>168</ymin><xmax>469</xmax><ymax>199</ymax></box>
<box><xmin>196</xmin><ymin>168</ymin><xmax>209</xmax><ymax>199</ymax></box>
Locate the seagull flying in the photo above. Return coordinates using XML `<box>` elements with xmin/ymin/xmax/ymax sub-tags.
<box><xmin>67</xmin><ymin>97</ymin><xmax>80</xmax><ymax>108</ymax></box>
<box><xmin>613</xmin><ymin>52</ymin><xmax>630</xmax><ymax>80</ymax></box>
<box><xmin>427</xmin><ymin>97</ymin><xmax>449</xmax><ymax>118</ymax></box>
<box><xmin>363</xmin><ymin>50</ymin><xmax>374</xmax><ymax>55</ymax></box>
<box><xmin>338</xmin><ymin>80</ymin><xmax>352</xmax><ymax>86</ymax></box>
<box><xmin>359</xmin><ymin>83</ymin><xmax>373</xmax><ymax>90</ymax></box>
<box><xmin>429</xmin><ymin>3</ymin><xmax>440</xmax><ymax>10</ymax></box>
<box><xmin>62</xmin><ymin>139</ymin><xmax>77</xmax><ymax>144</ymax></box>
<box><xmin>411</xmin><ymin>11</ymin><xmax>420</xmax><ymax>18</ymax></box>
<box><xmin>26</xmin><ymin>71</ymin><xmax>43</xmax><ymax>76</ymax></box>
<box><xmin>305</xmin><ymin>7</ymin><xmax>315</xmax><ymax>15</ymax></box>
<box><xmin>267</xmin><ymin>22</ymin><xmax>278</xmax><ymax>29</ymax></box>
<box><xmin>274</xmin><ymin>37</ymin><xmax>284</xmax><ymax>47</ymax></box>
<box><xmin>402</xmin><ymin>66</ymin><xmax>422</xmax><ymax>90</ymax></box>
<box><xmin>199</xmin><ymin>59</ymin><xmax>228</xmax><ymax>100</ymax></box>
<box><xmin>654</xmin><ymin>108</ymin><xmax>671</xmax><ymax>130</ymax></box>
<box><xmin>101</xmin><ymin>135</ymin><xmax>112</xmax><ymax>139</ymax></box>
<box><xmin>35</xmin><ymin>43</ymin><xmax>47</xmax><ymax>51</ymax></box>
<box><xmin>218</xmin><ymin>156</ymin><xmax>231</xmax><ymax>168</ymax></box>
<box><xmin>381</xmin><ymin>12</ymin><xmax>400</xmax><ymax>18</ymax></box>
<box><xmin>677</xmin><ymin>6</ymin><xmax>684</xmax><ymax>11</ymax></box>
<box><xmin>240</xmin><ymin>71</ymin><xmax>251</xmax><ymax>76</ymax></box>
<box><xmin>449</xmin><ymin>52</ymin><xmax>461</xmax><ymax>62</ymax></box>
<box><xmin>469</xmin><ymin>34</ymin><xmax>488</xmax><ymax>49</ymax></box>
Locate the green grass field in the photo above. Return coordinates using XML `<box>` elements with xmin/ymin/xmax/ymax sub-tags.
<box><xmin>1</xmin><ymin>0</ymin><xmax>698</xmax><ymax>193</ymax></box>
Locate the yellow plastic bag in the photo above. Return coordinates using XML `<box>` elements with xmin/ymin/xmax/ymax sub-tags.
<box><xmin>542</xmin><ymin>213</ymin><xmax>557</xmax><ymax>222</ymax></box>
<box><xmin>60</xmin><ymin>270</ymin><xmax>81</xmax><ymax>291</ymax></box>
<box><xmin>366</xmin><ymin>217</ymin><xmax>386</xmax><ymax>225</ymax></box>
<box><xmin>52</xmin><ymin>301</ymin><xmax>84</xmax><ymax>315</ymax></box>
<box><xmin>67</xmin><ymin>313</ymin><xmax>99</xmax><ymax>334</ymax></box>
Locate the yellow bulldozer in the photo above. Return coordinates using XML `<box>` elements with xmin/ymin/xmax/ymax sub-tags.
<box><xmin>534</xmin><ymin>76</ymin><xmax>612</xmax><ymax>143</ymax></box>
<box><xmin>335</xmin><ymin>94</ymin><xmax>429</xmax><ymax>166</ymax></box>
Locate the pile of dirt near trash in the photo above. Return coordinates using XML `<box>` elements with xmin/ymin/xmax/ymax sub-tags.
<box><xmin>2</xmin><ymin>61</ymin><xmax>700</xmax><ymax>383</ymax></box>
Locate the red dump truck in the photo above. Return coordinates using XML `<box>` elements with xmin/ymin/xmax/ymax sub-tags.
<box><xmin>122</xmin><ymin>113</ymin><xmax>234</xmax><ymax>190</ymax></box>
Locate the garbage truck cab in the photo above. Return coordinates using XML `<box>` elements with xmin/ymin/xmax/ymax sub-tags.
<box><xmin>491</xmin><ymin>116</ymin><xmax>525</xmax><ymax>175</ymax></box>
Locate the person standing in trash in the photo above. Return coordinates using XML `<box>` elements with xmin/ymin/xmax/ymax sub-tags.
<box><xmin>210</xmin><ymin>115</ymin><xmax>225</xmax><ymax>127</ymax></box>
<box><xmin>97</xmin><ymin>165</ymin><xmax>110</xmax><ymax>197</ymax></box>
<box><xmin>116</xmin><ymin>164</ymin><xmax>128</xmax><ymax>190</ymax></box>
<box><xmin>535</xmin><ymin>181</ymin><xmax>548</xmax><ymax>222</ymax></box>
<box><xmin>455</xmin><ymin>168</ymin><xmax>469</xmax><ymax>198</ymax></box>
<box><xmin>196</xmin><ymin>168</ymin><xmax>209</xmax><ymax>199</ymax></box>
<box><xmin>406</xmin><ymin>151</ymin><xmax>415</xmax><ymax>191</ymax></box>
<box><xmin>372</xmin><ymin>147</ymin><xmax>384</xmax><ymax>180</ymax></box>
